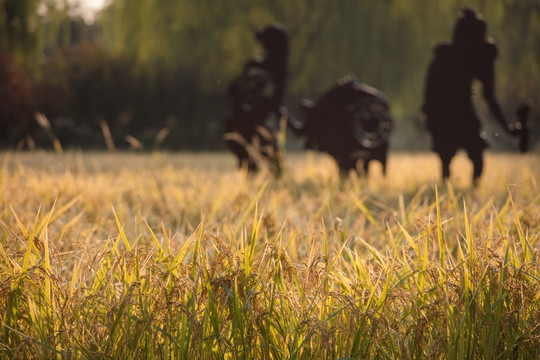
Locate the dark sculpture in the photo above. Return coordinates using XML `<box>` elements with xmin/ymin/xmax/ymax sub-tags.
<box><xmin>225</xmin><ymin>23</ymin><xmax>289</xmax><ymax>177</ymax></box>
<box><xmin>422</xmin><ymin>8</ymin><xmax>526</xmax><ymax>186</ymax></box>
<box><xmin>288</xmin><ymin>75</ymin><xmax>393</xmax><ymax>176</ymax></box>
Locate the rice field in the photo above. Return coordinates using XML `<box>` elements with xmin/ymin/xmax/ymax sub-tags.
<box><xmin>1</xmin><ymin>150</ymin><xmax>539</xmax><ymax>359</ymax></box>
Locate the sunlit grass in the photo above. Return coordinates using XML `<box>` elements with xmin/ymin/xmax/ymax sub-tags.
<box><xmin>1</xmin><ymin>150</ymin><xmax>539</xmax><ymax>359</ymax></box>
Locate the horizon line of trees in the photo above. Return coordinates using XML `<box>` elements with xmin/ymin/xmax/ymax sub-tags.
<box><xmin>1</xmin><ymin>0</ymin><xmax>539</xmax><ymax>151</ymax></box>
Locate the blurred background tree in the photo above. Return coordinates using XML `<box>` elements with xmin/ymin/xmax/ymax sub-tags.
<box><xmin>1</xmin><ymin>0</ymin><xmax>539</xmax><ymax>151</ymax></box>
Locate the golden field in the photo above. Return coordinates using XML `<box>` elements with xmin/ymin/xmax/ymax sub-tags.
<box><xmin>0</xmin><ymin>150</ymin><xmax>539</xmax><ymax>359</ymax></box>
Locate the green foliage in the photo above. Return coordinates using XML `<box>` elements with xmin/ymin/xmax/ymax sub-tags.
<box><xmin>1</xmin><ymin>0</ymin><xmax>539</xmax><ymax>150</ymax></box>
<box><xmin>98</xmin><ymin>0</ymin><xmax>540</xmax><ymax>149</ymax></box>
<box><xmin>0</xmin><ymin>0</ymin><xmax>40</xmax><ymax>58</ymax></box>
<box><xmin>0</xmin><ymin>0</ymin><xmax>77</xmax><ymax>62</ymax></box>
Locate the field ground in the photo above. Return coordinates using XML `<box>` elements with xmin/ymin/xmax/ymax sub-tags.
<box><xmin>0</xmin><ymin>150</ymin><xmax>539</xmax><ymax>359</ymax></box>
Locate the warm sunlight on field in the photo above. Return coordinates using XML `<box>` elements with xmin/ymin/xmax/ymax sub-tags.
<box><xmin>1</xmin><ymin>150</ymin><xmax>539</xmax><ymax>358</ymax></box>
<box><xmin>1</xmin><ymin>151</ymin><xmax>537</xmax><ymax>246</ymax></box>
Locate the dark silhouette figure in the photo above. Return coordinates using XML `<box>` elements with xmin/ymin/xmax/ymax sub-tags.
<box><xmin>289</xmin><ymin>75</ymin><xmax>393</xmax><ymax>176</ymax></box>
<box><xmin>225</xmin><ymin>23</ymin><xmax>289</xmax><ymax>177</ymax></box>
<box><xmin>422</xmin><ymin>8</ymin><xmax>523</xmax><ymax>186</ymax></box>
<box><xmin>516</xmin><ymin>103</ymin><xmax>531</xmax><ymax>153</ymax></box>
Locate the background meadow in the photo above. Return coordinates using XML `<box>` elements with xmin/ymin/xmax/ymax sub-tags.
<box><xmin>1</xmin><ymin>150</ymin><xmax>539</xmax><ymax>358</ymax></box>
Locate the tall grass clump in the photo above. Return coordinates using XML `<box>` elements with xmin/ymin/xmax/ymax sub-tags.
<box><xmin>0</xmin><ymin>151</ymin><xmax>539</xmax><ymax>359</ymax></box>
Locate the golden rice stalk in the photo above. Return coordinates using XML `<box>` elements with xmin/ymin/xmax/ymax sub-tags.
<box><xmin>124</xmin><ymin>135</ymin><xmax>144</xmax><ymax>150</ymax></box>
<box><xmin>155</xmin><ymin>127</ymin><xmax>170</xmax><ymax>144</ymax></box>
<box><xmin>99</xmin><ymin>118</ymin><xmax>116</xmax><ymax>152</ymax></box>
<box><xmin>34</xmin><ymin>112</ymin><xmax>63</xmax><ymax>153</ymax></box>
<box><xmin>34</xmin><ymin>112</ymin><xmax>51</xmax><ymax>130</ymax></box>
